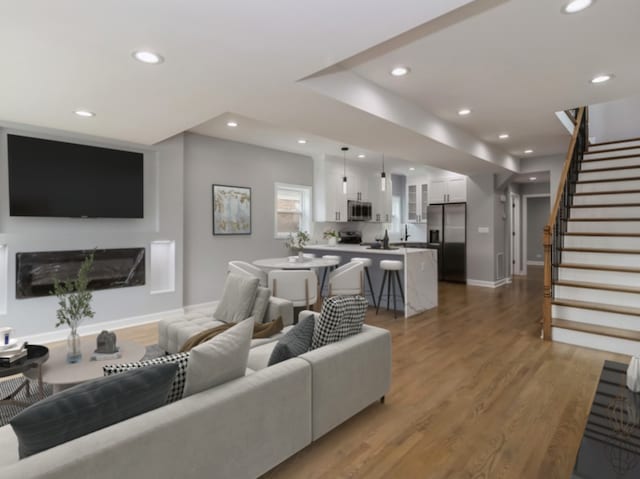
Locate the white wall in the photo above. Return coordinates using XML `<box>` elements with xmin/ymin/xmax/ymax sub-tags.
<box><xmin>519</xmin><ymin>155</ymin><xmax>564</xmax><ymax>212</ymax></box>
<box><xmin>466</xmin><ymin>174</ymin><xmax>496</xmax><ymax>283</ymax></box>
<box><xmin>0</xmin><ymin>124</ymin><xmax>184</xmax><ymax>338</ymax></box>
<box><xmin>182</xmin><ymin>133</ymin><xmax>312</xmax><ymax>306</ymax></box>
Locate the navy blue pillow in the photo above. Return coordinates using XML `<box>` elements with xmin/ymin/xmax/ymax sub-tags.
<box><xmin>268</xmin><ymin>314</ymin><xmax>315</xmax><ymax>366</ymax></box>
<box><xmin>10</xmin><ymin>362</ymin><xmax>178</xmax><ymax>458</ymax></box>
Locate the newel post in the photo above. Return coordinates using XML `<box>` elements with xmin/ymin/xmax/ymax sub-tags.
<box><xmin>542</xmin><ymin>225</ymin><xmax>553</xmax><ymax>340</ymax></box>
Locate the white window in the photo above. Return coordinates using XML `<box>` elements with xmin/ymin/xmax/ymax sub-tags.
<box><xmin>274</xmin><ymin>183</ymin><xmax>312</xmax><ymax>238</ymax></box>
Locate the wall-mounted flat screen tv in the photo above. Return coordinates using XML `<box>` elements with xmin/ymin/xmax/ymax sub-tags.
<box><xmin>8</xmin><ymin>134</ymin><xmax>144</xmax><ymax>218</ymax></box>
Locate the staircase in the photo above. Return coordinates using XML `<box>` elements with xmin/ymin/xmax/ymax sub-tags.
<box><xmin>545</xmin><ymin>127</ymin><xmax>640</xmax><ymax>356</ymax></box>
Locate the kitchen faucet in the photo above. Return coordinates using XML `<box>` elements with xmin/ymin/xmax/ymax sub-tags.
<box><xmin>403</xmin><ymin>224</ymin><xmax>410</xmax><ymax>242</ymax></box>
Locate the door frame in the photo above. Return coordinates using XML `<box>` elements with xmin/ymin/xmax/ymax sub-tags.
<box><xmin>522</xmin><ymin>194</ymin><xmax>551</xmax><ymax>276</ymax></box>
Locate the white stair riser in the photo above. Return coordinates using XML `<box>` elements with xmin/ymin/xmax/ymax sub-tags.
<box><xmin>589</xmin><ymin>140</ymin><xmax>640</xmax><ymax>151</ymax></box>
<box><xmin>579</xmin><ymin>168</ymin><xmax>640</xmax><ymax>182</ymax></box>
<box><xmin>553</xmin><ymin>304</ymin><xmax>640</xmax><ymax>330</ymax></box>
<box><xmin>583</xmin><ymin>147</ymin><xmax>640</xmax><ymax>160</ymax></box>
<box><xmin>570</xmin><ymin>206</ymin><xmax>640</xmax><ymax>219</ymax></box>
<box><xmin>567</xmin><ymin>220</ymin><xmax>640</xmax><ymax>233</ymax></box>
<box><xmin>573</xmin><ymin>192</ymin><xmax>640</xmax><ymax>205</ymax></box>
<box><xmin>562</xmin><ymin>251</ymin><xmax>640</xmax><ymax>267</ymax></box>
<box><xmin>582</xmin><ymin>157</ymin><xmax>640</xmax><ymax>170</ymax></box>
<box><xmin>558</xmin><ymin>267</ymin><xmax>640</xmax><ymax>287</ymax></box>
<box><xmin>554</xmin><ymin>285</ymin><xmax>640</xmax><ymax>309</ymax></box>
<box><xmin>563</xmin><ymin>235</ymin><xmax>640</xmax><ymax>250</ymax></box>
<box><xmin>576</xmin><ymin>179</ymin><xmax>640</xmax><ymax>193</ymax></box>
<box><xmin>552</xmin><ymin>328</ymin><xmax>640</xmax><ymax>356</ymax></box>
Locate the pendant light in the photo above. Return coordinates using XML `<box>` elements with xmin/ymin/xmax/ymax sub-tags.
<box><xmin>341</xmin><ymin>146</ymin><xmax>348</xmax><ymax>194</ymax></box>
<box><xmin>380</xmin><ymin>154</ymin><xmax>387</xmax><ymax>192</ymax></box>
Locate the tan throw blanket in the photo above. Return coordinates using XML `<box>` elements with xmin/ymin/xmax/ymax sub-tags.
<box><xmin>179</xmin><ymin>317</ymin><xmax>283</xmax><ymax>353</ymax></box>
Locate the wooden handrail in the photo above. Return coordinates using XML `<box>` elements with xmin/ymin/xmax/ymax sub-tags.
<box><xmin>542</xmin><ymin>107</ymin><xmax>586</xmax><ymax>340</ymax></box>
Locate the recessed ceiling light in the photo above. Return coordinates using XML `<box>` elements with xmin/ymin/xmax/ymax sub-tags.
<box><xmin>498</xmin><ymin>133</ymin><xmax>509</xmax><ymax>139</ymax></box>
<box><xmin>590</xmin><ymin>74</ymin><xmax>613</xmax><ymax>84</ymax></box>
<box><xmin>562</xmin><ymin>0</ymin><xmax>594</xmax><ymax>14</ymax></box>
<box><xmin>529</xmin><ymin>177</ymin><xmax>537</xmax><ymax>181</ymax></box>
<box><xmin>132</xmin><ymin>50</ymin><xmax>164</xmax><ymax>64</ymax></box>
<box><xmin>409</xmin><ymin>167</ymin><xmax>416</xmax><ymax>171</ymax></box>
<box><xmin>458</xmin><ymin>108</ymin><xmax>471</xmax><ymax>116</ymax></box>
<box><xmin>74</xmin><ymin>110</ymin><xmax>95</xmax><ymax>117</ymax></box>
<box><xmin>297</xmin><ymin>139</ymin><xmax>307</xmax><ymax>144</ymax></box>
<box><xmin>357</xmin><ymin>154</ymin><xmax>366</xmax><ymax>158</ymax></box>
<box><xmin>524</xmin><ymin>149</ymin><xmax>533</xmax><ymax>154</ymax></box>
<box><xmin>391</xmin><ymin>66</ymin><xmax>410</xmax><ymax>77</ymax></box>
<box><xmin>226</xmin><ymin>121</ymin><xmax>238</xmax><ymax>127</ymax></box>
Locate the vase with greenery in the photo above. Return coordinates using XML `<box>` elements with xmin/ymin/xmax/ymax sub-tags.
<box><xmin>285</xmin><ymin>230</ymin><xmax>310</xmax><ymax>261</ymax></box>
<box><xmin>323</xmin><ymin>229</ymin><xmax>339</xmax><ymax>246</ymax></box>
<box><xmin>51</xmin><ymin>253</ymin><xmax>95</xmax><ymax>363</ymax></box>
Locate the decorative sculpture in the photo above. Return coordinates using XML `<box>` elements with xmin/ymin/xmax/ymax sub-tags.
<box><xmin>95</xmin><ymin>330</ymin><xmax>118</xmax><ymax>354</ymax></box>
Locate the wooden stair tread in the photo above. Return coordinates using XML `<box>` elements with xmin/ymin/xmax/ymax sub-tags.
<box><xmin>577</xmin><ymin>176</ymin><xmax>640</xmax><ymax>184</ymax></box>
<box><xmin>560</xmin><ymin>247</ymin><xmax>640</xmax><ymax>254</ymax></box>
<box><xmin>565</xmin><ymin>217</ymin><xmax>640</xmax><ymax>222</ymax></box>
<box><xmin>552</xmin><ymin>299</ymin><xmax>640</xmax><ymax>317</ymax></box>
<box><xmin>556</xmin><ymin>263</ymin><xmax>640</xmax><ymax>273</ymax></box>
<box><xmin>570</xmin><ymin>203</ymin><xmax>640</xmax><ymax>208</ymax></box>
<box><xmin>579</xmin><ymin>164</ymin><xmax>640</xmax><ymax>173</ymax></box>
<box><xmin>589</xmin><ymin>136</ymin><xmax>640</xmax><ymax>148</ymax></box>
<box><xmin>551</xmin><ymin>318</ymin><xmax>640</xmax><ymax>342</ymax></box>
<box><xmin>563</xmin><ymin>232</ymin><xmax>640</xmax><ymax>237</ymax></box>
<box><xmin>554</xmin><ymin>279</ymin><xmax>640</xmax><ymax>294</ymax></box>
<box><xmin>583</xmin><ymin>145</ymin><xmax>640</xmax><ymax>156</ymax></box>
<box><xmin>573</xmin><ymin>189</ymin><xmax>640</xmax><ymax>196</ymax></box>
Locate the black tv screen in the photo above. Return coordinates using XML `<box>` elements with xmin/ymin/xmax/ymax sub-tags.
<box><xmin>8</xmin><ymin>134</ymin><xmax>144</xmax><ymax>218</ymax></box>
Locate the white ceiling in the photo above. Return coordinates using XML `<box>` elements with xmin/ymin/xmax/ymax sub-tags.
<box><xmin>2</xmin><ymin>0</ymin><xmax>640</xmax><ymax>177</ymax></box>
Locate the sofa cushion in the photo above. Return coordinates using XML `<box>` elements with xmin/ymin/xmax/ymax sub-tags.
<box><xmin>182</xmin><ymin>317</ymin><xmax>254</xmax><ymax>397</ymax></box>
<box><xmin>10</xmin><ymin>363</ymin><xmax>177</xmax><ymax>459</ymax></box>
<box><xmin>213</xmin><ymin>274</ymin><xmax>259</xmax><ymax>323</ymax></box>
<box><xmin>268</xmin><ymin>313</ymin><xmax>315</xmax><ymax>366</ymax></box>
<box><xmin>103</xmin><ymin>352</ymin><xmax>190</xmax><ymax>403</ymax></box>
<box><xmin>311</xmin><ymin>296</ymin><xmax>368</xmax><ymax>349</ymax></box>
<box><xmin>250</xmin><ymin>286</ymin><xmax>271</xmax><ymax>323</ymax></box>
<box><xmin>247</xmin><ymin>341</ymin><xmax>278</xmax><ymax>371</ymax></box>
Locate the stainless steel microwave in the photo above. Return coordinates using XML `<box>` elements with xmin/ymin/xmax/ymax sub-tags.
<box><xmin>347</xmin><ymin>200</ymin><xmax>372</xmax><ymax>221</ymax></box>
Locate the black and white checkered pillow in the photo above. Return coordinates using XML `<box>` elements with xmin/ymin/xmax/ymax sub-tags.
<box><xmin>103</xmin><ymin>352</ymin><xmax>190</xmax><ymax>403</ymax></box>
<box><xmin>311</xmin><ymin>296</ymin><xmax>368</xmax><ymax>350</ymax></box>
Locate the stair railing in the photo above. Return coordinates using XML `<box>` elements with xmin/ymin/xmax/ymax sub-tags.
<box><xmin>542</xmin><ymin>106</ymin><xmax>587</xmax><ymax>340</ymax></box>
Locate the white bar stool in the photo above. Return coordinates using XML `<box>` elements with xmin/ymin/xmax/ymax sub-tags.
<box><xmin>376</xmin><ymin>260</ymin><xmax>404</xmax><ymax>318</ymax></box>
<box><xmin>351</xmin><ymin>257</ymin><xmax>377</xmax><ymax>309</ymax></box>
<box><xmin>320</xmin><ymin>255</ymin><xmax>341</xmax><ymax>295</ymax></box>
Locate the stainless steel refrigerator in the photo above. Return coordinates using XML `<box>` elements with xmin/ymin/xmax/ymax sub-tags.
<box><xmin>427</xmin><ymin>203</ymin><xmax>466</xmax><ymax>282</ymax></box>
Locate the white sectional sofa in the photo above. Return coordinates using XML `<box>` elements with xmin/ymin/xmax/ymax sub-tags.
<box><xmin>0</xmin><ymin>312</ymin><xmax>392</xmax><ymax>479</ymax></box>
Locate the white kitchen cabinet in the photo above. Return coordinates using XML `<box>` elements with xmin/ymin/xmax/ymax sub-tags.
<box><xmin>407</xmin><ymin>176</ymin><xmax>428</xmax><ymax>223</ymax></box>
<box><xmin>370</xmin><ymin>172</ymin><xmax>392</xmax><ymax>223</ymax></box>
<box><xmin>428</xmin><ymin>176</ymin><xmax>466</xmax><ymax>203</ymax></box>
<box><xmin>313</xmin><ymin>156</ymin><xmax>348</xmax><ymax>222</ymax></box>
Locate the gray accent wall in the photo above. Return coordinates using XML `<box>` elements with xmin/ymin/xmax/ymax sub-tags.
<box><xmin>466</xmin><ymin>173</ymin><xmax>496</xmax><ymax>282</ymax></box>
<box><xmin>0</xmin><ymin>124</ymin><xmax>184</xmax><ymax>337</ymax></box>
<box><xmin>183</xmin><ymin>133</ymin><xmax>313</xmax><ymax>306</ymax></box>
<box><xmin>526</xmin><ymin>196</ymin><xmax>550</xmax><ymax>262</ymax></box>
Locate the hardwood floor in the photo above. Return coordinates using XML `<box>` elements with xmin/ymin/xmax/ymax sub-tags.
<box><xmin>260</xmin><ymin>267</ymin><xmax>627</xmax><ymax>478</ymax></box>
<box><xmin>13</xmin><ymin>267</ymin><xmax>627</xmax><ymax>477</ymax></box>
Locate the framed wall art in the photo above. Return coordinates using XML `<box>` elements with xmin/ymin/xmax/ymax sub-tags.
<box><xmin>212</xmin><ymin>184</ymin><xmax>252</xmax><ymax>235</ymax></box>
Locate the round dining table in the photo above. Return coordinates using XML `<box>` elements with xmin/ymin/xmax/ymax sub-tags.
<box><xmin>252</xmin><ymin>257</ymin><xmax>339</xmax><ymax>270</ymax></box>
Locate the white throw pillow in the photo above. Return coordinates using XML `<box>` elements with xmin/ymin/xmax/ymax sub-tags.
<box><xmin>250</xmin><ymin>286</ymin><xmax>271</xmax><ymax>323</ymax></box>
<box><xmin>213</xmin><ymin>274</ymin><xmax>259</xmax><ymax>323</ymax></box>
<box><xmin>182</xmin><ymin>317</ymin><xmax>254</xmax><ymax>397</ymax></box>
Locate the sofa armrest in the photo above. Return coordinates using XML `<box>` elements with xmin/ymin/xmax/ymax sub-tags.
<box><xmin>267</xmin><ymin>296</ymin><xmax>294</xmax><ymax>326</ymax></box>
<box><xmin>299</xmin><ymin>324</ymin><xmax>391</xmax><ymax>440</ymax></box>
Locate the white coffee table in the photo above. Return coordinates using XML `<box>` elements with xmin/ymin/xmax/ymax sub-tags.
<box><xmin>25</xmin><ymin>339</ymin><xmax>146</xmax><ymax>393</ymax></box>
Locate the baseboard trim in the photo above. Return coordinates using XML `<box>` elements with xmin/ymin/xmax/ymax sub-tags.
<box><xmin>16</xmin><ymin>307</ymin><xmax>185</xmax><ymax>346</ymax></box>
<box><xmin>467</xmin><ymin>278</ymin><xmax>509</xmax><ymax>288</ymax></box>
<box><xmin>527</xmin><ymin>261</ymin><xmax>544</xmax><ymax>266</ymax></box>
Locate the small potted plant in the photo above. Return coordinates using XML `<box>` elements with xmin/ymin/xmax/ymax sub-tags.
<box><xmin>51</xmin><ymin>252</ymin><xmax>95</xmax><ymax>363</ymax></box>
<box><xmin>323</xmin><ymin>229</ymin><xmax>339</xmax><ymax>246</ymax></box>
<box><xmin>285</xmin><ymin>230</ymin><xmax>310</xmax><ymax>261</ymax></box>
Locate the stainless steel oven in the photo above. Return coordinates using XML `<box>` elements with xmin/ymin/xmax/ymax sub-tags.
<box><xmin>347</xmin><ymin>200</ymin><xmax>372</xmax><ymax>221</ymax></box>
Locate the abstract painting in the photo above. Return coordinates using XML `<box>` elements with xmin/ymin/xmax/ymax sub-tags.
<box><xmin>212</xmin><ymin>184</ymin><xmax>251</xmax><ymax>235</ymax></box>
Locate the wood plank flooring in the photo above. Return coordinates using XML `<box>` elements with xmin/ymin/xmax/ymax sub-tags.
<box><xmin>12</xmin><ymin>267</ymin><xmax>628</xmax><ymax>478</ymax></box>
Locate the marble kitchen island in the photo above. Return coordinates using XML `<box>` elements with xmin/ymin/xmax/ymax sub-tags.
<box><xmin>304</xmin><ymin>244</ymin><xmax>437</xmax><ymax>318</ymax></box>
